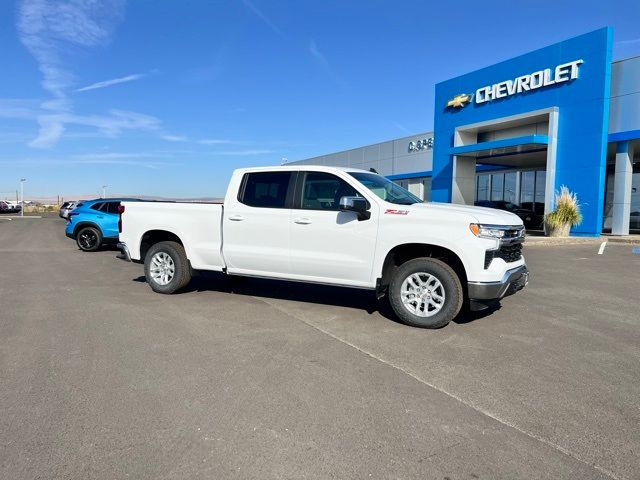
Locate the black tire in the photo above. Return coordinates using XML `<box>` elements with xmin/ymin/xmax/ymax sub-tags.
<box><xmin>144</xmin><ymin>241</ymin><xmax>192</xmax><ymax>294</ymax></box>
<box><xmin>389</xmin><ymin>257</ymin><xmax>463</xmax><ymax>328</ymax></box>
<box><xmin>76</xmin><ymin>226</ymin><xmax>102</xmax><ymax>252</ymax></box>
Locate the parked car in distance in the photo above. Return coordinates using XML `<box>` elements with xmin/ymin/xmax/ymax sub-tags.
<box><xmin>7</xmin><ymin>201</ymin><xmax>21</xmax><ymax>213</ymax></box>
<box><xmin>58</xmin><ymin>200</ymin><xmax>84</xmax><ymax>219</ymax></box>
<box><xmin>119</xmin><ymin>166</ymin><xmax>528</xmax><ymax>328</ymax></box>
<box><xmin>65</xmin><ymin>198</ymin><xmax>139</xmax><ymax>251</ymax></box>
<box><xmin>59</xmin><ymin>201</ymin><xmax>77</xmax><ymax>218</ymax></box>
<box><xmin>475</xmin><ymin>200</ymin><xmax>543</xmax><ymax>229</ymax></box>
<box><xmin>0</xmin><ymin>200</ymin><xmax>21</xmax><ymax>213</ymax></box>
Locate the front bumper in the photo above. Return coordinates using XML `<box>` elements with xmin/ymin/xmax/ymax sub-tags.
<box><xmin>116</xmin><ymin>242</ymin><xmax>131</xmax><ymax>262</ymax></box>
<box><xmin>468</xmin><ymin>265</ymin><xmax>529</xmax><ymax>301</ymax></box>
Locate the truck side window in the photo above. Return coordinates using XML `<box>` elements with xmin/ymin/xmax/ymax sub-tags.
<box><xmin>301</xmin><ymin>172</ymin><xmax>360</xmax><ymax>210</ymax></box>
<box><xmin>240</xmin><ymin>172</ymin><xmax>292</xmax><ymax>208</ymax></box>
<box><xmin>90</xmin><ymin>202</ymin><xmax>105</xmax><ymax>211</ymax></box>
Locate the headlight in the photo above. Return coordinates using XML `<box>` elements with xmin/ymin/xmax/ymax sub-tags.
<box><xmin>469</xmin><ymin>223</ymin><xmax>506</xmax><ymax>239</ymax></box>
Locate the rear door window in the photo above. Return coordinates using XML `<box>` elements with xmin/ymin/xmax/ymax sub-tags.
<box><xmin>105</xmin><ymin>202</ymin><xmax>120</xmax><ymax>214</ymax></box>
<box><xmin>240</xmin><ymin>172</ymin><xmax>293</xmax><ymax>208</ymax></box>
<box><xmin>90</xmin><ymin>202</ymin><xmax>104</xmax><ymax>211</ymax></box>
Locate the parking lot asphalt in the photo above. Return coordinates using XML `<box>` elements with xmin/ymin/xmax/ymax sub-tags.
<box><xmin>1</xmin><ymin>217</ymin><xmax>638</xmax><ymax>480</ymax></box>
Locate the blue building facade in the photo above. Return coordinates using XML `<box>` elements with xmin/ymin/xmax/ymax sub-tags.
<box><xmin>432</xmin><ymin>28</ymin><xmax>612</xmax><ymax>236</ymax></box>
<box><xmin>289</xmin><ymin>28</ymin><xmax>640</xmax><ymax>236</ymax></box>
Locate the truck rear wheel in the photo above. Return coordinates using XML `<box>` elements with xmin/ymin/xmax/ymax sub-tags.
<box><xmin>389</xmin><ymin>257</ymin><xmax>463</xmax><ymax>328</ymax></box>
<box><xmin>144</xmin><ymin>241</ymin><xmax>191</xmax><ymax>294</ymax></box>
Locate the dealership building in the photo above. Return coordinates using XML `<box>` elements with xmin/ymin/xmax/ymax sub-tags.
<box><xmin>288</xmin><ymin>28</ymin><xmax>639</xmax><ymax>236</ymax></box>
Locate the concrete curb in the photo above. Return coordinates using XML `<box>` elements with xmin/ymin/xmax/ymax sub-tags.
<box><xmin>525</xmin><ymin>236</ymin><xmax>640</xmax><ymax>246</ymax></box>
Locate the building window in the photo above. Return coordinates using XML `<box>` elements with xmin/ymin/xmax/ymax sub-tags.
<box><xmin>504</xmin><ymin>172</ymin><xmax>517</xmax><ymax>203</ymax></box>
<box><xmin>603</xmin><ymin>164</ymin><xmax>640</xmax><ymax>233</ymax></box>
<box><xmin>534</xmin><ymin>171</ymin><xmax>546</xmax><ymax>214</ymax></box>
<box><xmin>475</xmin><ymin>168</ymin><xmax>545</xmax><ymax>211</ymax></box>
<box><xmin>477</xmin><ymin>174</ymin><xmax>490</xmax><ymax>201</ymax></box>
<box><xmin>631</xmin><ymin>166</ymin><xmax>640</xmax><ymax>232</ymax></box>
<box><xmin>406</xmin><ymin>180</ymin><xmax>424</xmax><ymax>199</ymax></box>
<box><xmin>520</xmin><ymin>171</ymin><xmax>535</xmax><ymax>205</ymax></box>
<box><xmin>391</xmin><ymin>177</ymin><xmax>432</xmax><ymax>201</ymax></box>
<box><xmin>491</xmin><ymin>173</ymin><xmax>504</xmax><ymax>201</ymax></box>
<box><xmin>422</xmin><ymin>177</ymin><xmax>432</xmax><ymax>202</ymax></box>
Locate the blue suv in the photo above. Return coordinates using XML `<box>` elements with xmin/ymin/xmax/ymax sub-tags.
<box><xmin>65</xmin><ymin>198</ymin><xmax>138</xmax><ymax>251</ymax></box>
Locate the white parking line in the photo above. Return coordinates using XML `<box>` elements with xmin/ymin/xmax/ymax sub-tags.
<box><xmin>597</xmin><ymin>241</ymin><xmax>607</xmax><ymax>255</ymax></box>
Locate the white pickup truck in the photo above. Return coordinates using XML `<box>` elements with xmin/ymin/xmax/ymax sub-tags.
<box><xmin>118</xmin><ymin>166</ymin><xmax>528</xmax><ymax>328</ymax></box>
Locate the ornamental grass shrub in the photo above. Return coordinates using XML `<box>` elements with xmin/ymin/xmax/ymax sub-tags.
<box><xmin>545</xmin><ymin>185</ymin><xmax>582</xmax><ymax>229</ymax></box>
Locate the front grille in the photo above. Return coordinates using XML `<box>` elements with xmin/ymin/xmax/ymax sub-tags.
<box><xmin>485</xmin><ymin>242</ymin><xmax>523</xmax><ymax>268</ymax></box>
<box><xmin>503</xmin><ymin>228</ymin><xmax>524</xmax><ymax>239</ymax></box>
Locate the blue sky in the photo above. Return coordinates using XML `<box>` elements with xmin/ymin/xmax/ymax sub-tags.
<box><xmin>1</xmin><ymin>0</ymin><xmax>640</xmax><ymax>199</ymax></box>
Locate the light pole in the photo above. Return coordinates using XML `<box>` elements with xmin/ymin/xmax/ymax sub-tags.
<box><xmin>102</xmin><ymin>185</ymin><xmax>108</xmax><ymax>198</ymax></box>
<box><xmin>20</xmin><ymin>179</ymin><xmax>26</xmax><ymax>217</ymax></box>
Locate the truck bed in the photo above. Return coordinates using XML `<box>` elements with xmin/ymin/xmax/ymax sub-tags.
<box><xmin>119</xmin><ymin>201</ymin><xmax>225</xmax><ymax>270</ymax></box>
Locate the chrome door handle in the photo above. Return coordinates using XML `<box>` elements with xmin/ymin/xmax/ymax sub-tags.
<box><xmin>228</xmin><ymin>215</ymin><xmax>244</xmax><ymax>221</ymax></box>
<box><xmin>294</xmin><ymin>218</ymin><xmax>312</xmax><ymax>225</ymax></box>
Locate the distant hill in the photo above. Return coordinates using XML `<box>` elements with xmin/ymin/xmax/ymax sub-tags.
<box><xmin>3</xmin><ymin>194</ymin><xmax>224</xmax><ymax>205</ymax></box>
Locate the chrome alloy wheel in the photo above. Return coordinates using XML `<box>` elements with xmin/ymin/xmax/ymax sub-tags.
<box><xmin>149</xmin><ymin>252</ymin><xmax>175</xmax><ymax>286</ymax></box>
<box><xmin>400</xmin><ymin>272</ymin><xmax>446</xmax><ymax>317</ymax></box>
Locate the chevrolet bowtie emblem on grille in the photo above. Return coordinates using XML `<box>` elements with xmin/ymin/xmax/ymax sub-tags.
<box><xmin>446</xmin><ymin>93</ymin><xmax>472</xmax><ymax>108</ymax></box>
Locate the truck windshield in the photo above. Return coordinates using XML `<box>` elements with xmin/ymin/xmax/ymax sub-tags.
<box><xmin>349</xmin><ymin>172</ymin><xmax>422</xmax><ymax>205</ymax></box>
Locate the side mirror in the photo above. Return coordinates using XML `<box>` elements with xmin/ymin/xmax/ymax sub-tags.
<box><xmin>339</xmin><ymin>196</ymin><xmax>370</xmax><ymax>221</ymax></box>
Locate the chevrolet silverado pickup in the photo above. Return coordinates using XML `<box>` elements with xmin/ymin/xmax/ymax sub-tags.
<box><xmin>117</xmin><ymin>166</ymin><xmax>528</xmax><ymax>328</ymax></box>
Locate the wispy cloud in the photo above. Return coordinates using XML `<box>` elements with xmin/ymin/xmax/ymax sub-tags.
<box><xmin>67</xmin><ymin>159</ymin><xmax>168</xmax><ymax>168</ymax></box>
<box><xmin>0</xmin><ymin>157</ymin><xmax>174</xmax><ymax>169</ymax></box>
<box><xmin>309</xmin><ymin>39</ymin><xmax>343</xmax><ymax>86</ymax></box>
<box><xmin>181</xmin><ymin>65</ymin><xmax>222</xmax><ymax>85</ymax></box>
<box><xmin>75</xmin><ymin>73</ymin><xmax>145</xmax><ymax>92</ymax></box>
<box><xmin>161</xmin><ymin>134</ymin><xmax>188</xmax><ymax>142</ymax></box>
<box><xmin>198</xmin><ymin>138</ymin><xmax>233</xmax><ymax>145</ymax></box>
<box><xmin>0</xmin><ymin>130</ymin><xmax>31</xmax><ymax>144</ymax></box>
<box><xmin>309</xmin><ymin>39</ymin><xmax>329</xmax><ymax>69</ymax></box>
<box><xmin>72</xmin><ymin>152</ymin><xmax>169</xmax><ymax>160</ymax></box>
<box><xmin>615</xmin><ymin>37</ymin><xmax>640</xmax><ymax>46</ymax></box>
<box><xmin>212</xmin><ymin>149</ymin><xmax>273</xmax><ymax>156</ymax></box>
<box><xmin>242</xmin><ymin>0</ymin><xmax>284</xmax><ymax>37</ymax></box>
<box><xmin>15</xmin><ymin>0</ymin><xmax>158</xmax><ymax>148</ymax></box>
<box><xmin>24</xmin><ymin>109</ymin><xmax>161</xmax><ymax>148</ymax></box>
<box><xmin>0</xmin><ymin>98</ymin><xmax>40</xmax><ymax>119</ymax></box>
<box><xmin>393</xmin><ymin>122</ymin><xmax>410</xmax><ymax>134</ymax></box>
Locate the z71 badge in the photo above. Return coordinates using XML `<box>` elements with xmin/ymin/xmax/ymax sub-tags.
<box><xmin>384</xmin><ymin>209</ymin><xmax>409</xmax><ymax>215</ymax></box>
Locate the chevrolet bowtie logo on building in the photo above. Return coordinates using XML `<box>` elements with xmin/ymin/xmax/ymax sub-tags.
<box><xmin>446</xmin><ymin>93</ymin><xmax>472</xmax><ymax>108</ymax></box>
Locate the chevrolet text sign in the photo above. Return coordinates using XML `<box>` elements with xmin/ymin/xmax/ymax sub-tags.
<box><xmin>475</xmin><ymin>59</ymin><xmax>583</xmax><ymax>104</ymax></box>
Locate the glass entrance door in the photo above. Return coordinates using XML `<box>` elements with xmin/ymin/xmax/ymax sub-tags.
<box><xmin>475</xmin><ymin>169</ymin><xmax>546</xmax><ymax>230</ymax></box>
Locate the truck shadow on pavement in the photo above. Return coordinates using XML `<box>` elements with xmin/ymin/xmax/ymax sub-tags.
<box><xmin>132</xmin><ymin>271</ymin><xmax>501</xmax><ymax>326</ymax></box>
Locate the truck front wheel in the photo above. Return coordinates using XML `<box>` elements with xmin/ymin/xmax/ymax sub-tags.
<box><xmin>389</xmin><ymin>257</ymin><xmax>463</xmax><ymax>328</ymax></box>
<box><xmin>144</xmin><ymin>241</ymin><xmax>192</xmax><ymax>294</ymax></box>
